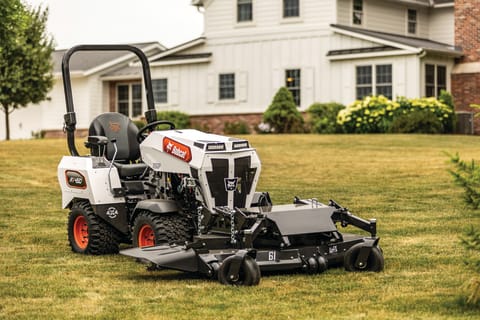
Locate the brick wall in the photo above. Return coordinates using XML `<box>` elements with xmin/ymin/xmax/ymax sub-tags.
<box><xmin>452</xmin><ymin>0</ymin><xmax>480</xmax><ymax>133</ymax></box>
<box><xmin>454</xmin><ymin>0</ymin><xmax>480</xmax><ymax>63</ymax></box>
<box><xmin>190</xmin><ymin>113</ymin><xmax>264</xmax><ymax>134</ymax></box>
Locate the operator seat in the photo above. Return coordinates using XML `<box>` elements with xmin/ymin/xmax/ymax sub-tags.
<box><xmin>87</xmin><ymin>112</ymin><xmax>147</xmax><ymax>179</ymax></box>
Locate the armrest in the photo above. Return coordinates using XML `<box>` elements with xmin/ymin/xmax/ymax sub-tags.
<box><xmin>85</xmin><ymin>135</ymin><xmax>109</xmax><ymax>156</ymax></box>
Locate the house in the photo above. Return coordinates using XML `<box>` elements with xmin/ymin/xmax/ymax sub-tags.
<box><xmin>0</xmin><ymin>42</ymin><xmax>165</xmax><ymax>140</ymax></box>
<box><xmin>4</xmin><ymin>0</ymin><xmax>479</xmax><ymax>139</ymax></box>
<box><xmin>143</xmin><ymin>0</ymin><xmax>465</xmax><ymax>132</ymax></box>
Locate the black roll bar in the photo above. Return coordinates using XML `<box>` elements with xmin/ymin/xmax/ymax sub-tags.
<box><xmin>61</xmin><ymin>44</ymin><xmax>157</xmax><ymax>156</ymax></box>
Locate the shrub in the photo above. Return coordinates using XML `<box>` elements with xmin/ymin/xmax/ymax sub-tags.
<box><xmin>307</xmin><ymin>102</ymin><xmax>345</xmax><ymax>134</ymax></box>
<box><xmin>439</xmin><ymin>89</ymin><xmax>454</xmax><ymax>109</ymax></box>
<box><xmin>390</xmin><ymin>110</ymin><xmax>443</xmax><ymax>134</ymax></box>
<box><xmin>156</xmin><ymin>111</ymin><xmax>190</xmax><ymax>129</ymax></box>
<box><xmin>407</xmin><ymin>97</ymin><xmax>455</xmax><ymax>133</ymax></box>
<box><xmin>337</xmin><ymin>95</ymin><xmax>398</xmax><ymax>133</ymax></box>
<box><xmin>133</xmin><ymin>119</ymin><xmax>146</xmax><ymax>130</ymax></box>
<box><xmin>224</xmin><ymin>120</ymin><xmax>251</xmax><ymax>134</ymax></box>
<box><xmin>263</xmin><ymin>87</ymin><xmax>304</xmax><ymax>133</ymax></box>
<box><xmin>337</xmin><ymin>95</ymin><xmax>456</xmax><ymax>134</ymax></box>
<box><xmin>448</xmin><ymin>153</ymin><xmax>480</xmax><ymax>305</ymax></box>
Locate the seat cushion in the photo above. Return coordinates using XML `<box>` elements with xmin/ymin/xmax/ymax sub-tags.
<box><xmin>114</xmin><ymin>162</ymin><xmax>148</xmax><ymax>179</ymax></box>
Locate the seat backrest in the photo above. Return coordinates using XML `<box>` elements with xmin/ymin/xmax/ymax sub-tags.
<box><xmin>88</xmin><ymin>112</ymin><xmax>140</xmax><ymax>162</ymax></box>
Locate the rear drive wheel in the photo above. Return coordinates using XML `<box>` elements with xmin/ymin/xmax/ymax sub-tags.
<box><xmin>132</xmin><ymin>211</ymin><xmax>191</xmax><ymax>248</ymax></box>
<box><xmin>344</xmin><ymin>243</ymin><xmax>384</xmax><ymax>272</ymax></box>
<box><xmin>67</xmin><ymin>201</ymin><xmax>119</xmax><ymax>254</ymax></box>
<box><xmin>218</xmin><ymin>255</ymin><xmax>261</xmax><ymax>286</ymax></box>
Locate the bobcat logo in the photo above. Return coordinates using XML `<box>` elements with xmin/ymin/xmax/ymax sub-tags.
<box><xmin>224</xmin><ymin>178</ymin><xmax>239</xmax><ymax>192</ymax></box>
<box><xmin>109</xmin><ymin>122</ymin><xmax>121</xmax><ymax>132</ymax></box>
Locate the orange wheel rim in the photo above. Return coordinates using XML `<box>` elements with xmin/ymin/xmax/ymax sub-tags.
<box><xmin>138</xmin><ymin>225</ymin><xmax>155</xmax><ymax>247</ymax></box>
<box><xmin>73</xmin><ymin>215</ymin><xmax>88</xmax><ymax>249</ymax></box>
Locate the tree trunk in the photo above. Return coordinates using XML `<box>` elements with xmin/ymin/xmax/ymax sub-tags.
<box><xmin>2</xmin><ymin>105</ymin><xmax>11</xmax><ymax>141</ymax></box>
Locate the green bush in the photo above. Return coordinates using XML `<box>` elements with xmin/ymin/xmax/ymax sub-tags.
<box><xmin>390</xmin><ymin>110</ymin><xmax>443</xmax><ymax>134</ymax></box>
<box><xmin>263</xmin><ymin>87</ymin><xmax>304</xmax><ymax>133</ymax></box>
<box><xmin>337</xmin><ymin>95</ymin><xmax>456</xmax><ymax>134</ymax></box>
<box><xmin>337</xmin><ymin>95</ymin><xmax>398</xmax><ymax>133</ymax></box>
<box><xmin>407</xmin><ymin>97</ymin><xmax>455</xmax><ymax>133</ymax></box>
<box><xmin>157</xmin><ymin>111</ymin><xmax>190</xmax><ymax>129</ymax></box>
<box><xmin>224</xmin><ymin>121</ymin><xmax>251</xmax><ymax>134</ymax></box>
<box><xmin>307</xmin><ymin>102</ymin><xmax>345</xmax><ymax>134</ymax></box>
<box><xmin>133</xmin><ymin>119</ymin><xmax>146</xmax><ymax>130</ymax></box>
<box><xmin>448</xmin><ymin>153</ymin><xmax>480</xmax><ymax>305</ymax></box>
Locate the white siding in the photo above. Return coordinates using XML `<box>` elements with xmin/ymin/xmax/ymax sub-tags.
<box><xmin>428</xmin><ymin>7</ymin><xmax>454</xmax><ymax>44</ymax></box>
<box><xmin>337</xmin><ymin>0</ymin><xmax>350</xmax><ymax>25</ymax></box>
<box><xmin>337</xmin><ymin>0</ymin><xmax>430</xmax><ymax>38</ymax></box>
<box><xmin>204</xmin><ymin>0</ymin><xmax>336</xmax><ymax>40</ymax></box>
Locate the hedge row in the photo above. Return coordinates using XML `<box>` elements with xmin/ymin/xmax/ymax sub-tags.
<box><xmin>133</xmin><ymin>89</ymin><xmax>456</xmax><ymax>135</ymax></box>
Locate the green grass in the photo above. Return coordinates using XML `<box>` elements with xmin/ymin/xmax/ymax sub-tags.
<box><xmin>1</xmin><ymin>135</ymin><xmax>480</xmax><ymax>319</ymax></box>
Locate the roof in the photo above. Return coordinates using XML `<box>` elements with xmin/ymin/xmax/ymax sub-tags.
<box><xmin>52</xmin><ymin>42</ymin><xmax>166</xmax><ymax>74</ymax></box>
<box><xmin>391</xmin><ymin>0</ymin><xmax>453</xmax><ymax>6</ymax></box>
<box><xmin>330</xmin><ymin>24</ymin><xmax>462</xmax><ymax>57</ymax></box>
<box><xmin>147</xmin><ymin>37</ymin><xmax>212</xmax><ymax>66</ymax></box>
<box><xmin>192</xmin><ymin>0</ymin><xmax>453</xmax><ymax>7</ymax></box>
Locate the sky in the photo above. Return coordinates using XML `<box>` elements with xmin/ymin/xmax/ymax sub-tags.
<box><xmin>22</xmin><ymin>0</ymin><xmax>205</xmax><ymax>49</ymax></box>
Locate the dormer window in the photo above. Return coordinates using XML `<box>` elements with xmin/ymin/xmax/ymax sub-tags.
<box><xmin>283</xmin><ymin>0</ymin><xmax>299</xmax><ymax>18</ymax></box>
<box><xmin>237</xmin><ymin>0</ymin><xmax>253</xmax><ymax>22</ymax></box>
<box><xmin>353</xmin><ymin>0</ymin><xmax>363</xmax><ymax>25</ymax></box>
<box><xmin>407</xmin><ymin>9</ymin><xmax>417</xmax><ymax>34</ymax></box>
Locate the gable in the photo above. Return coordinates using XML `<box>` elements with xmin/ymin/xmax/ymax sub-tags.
<box><xmin>328</xmin><ymin>24</ymin><xmax>462</xmax><ymax>61</ymax></box>
<box><xmin>149</xmin><ymin>38</ymin><xmax>212</xmax><ymax>67</ymax></box>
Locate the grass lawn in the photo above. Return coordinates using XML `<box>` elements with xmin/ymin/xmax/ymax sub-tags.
<box><xmin>0</xmin><ymin>134</ymin><xmax>479</xmax><ymax>319</ymax></box>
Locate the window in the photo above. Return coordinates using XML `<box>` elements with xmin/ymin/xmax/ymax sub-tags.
<box><xmin>353</xmin><ymin>0</ymin><xmax>363</xmax><ymax>25</ymax></box>
<box><xmin>437</xmin><ymin>65</ymin><xmax>447</xmax><ymax>96</ymax></box>
<box><xmin>425</xmin><ymin>64</ymin><xmax>435</xmax><ymax>97</ymax></box>
<box><xmin>117</xmin><ymin>83</ymin><xmax>142</xmax><ymax>118</ymax></box>
<box><xmin>356</xmin><ymin>64</ymin><xmax>392</xmax><ymax>100</ymax></box>
<box><xmin>356</xmin><ymin>66</ymin><xmax>372</xmax><ymax>99</ymax></box>
<box><xmin>407</xmin><ymin>9</ymin><xmax>417</xmax><ymax>34</ymax></box>
<box><xmin>376</xmin><ymin>65</ymin><xmax>392</xmax><ymax>99</ymax></box>
<box><xmin>283</xmin><ymin>0</ymin><xmax>299</xmax><ymax>18</ymax></box>
<box><xmin>285</xmin><ymin>69</ymin><xmax>301</xmax><ymax>106</ymax></box>
<box><xmin>237</xmin><ymin>0</ymin><xmax>252</xmax><ymax>22</ymax></box>
<box><xmin>152</xmin><ymin>79</ymin><xmax>168</xmax><ymax>103</ymax></box>
<box><xmin>219</xmin><ymin>73</ymin><xmax>235</xmax><ymax>100</ymax></box>
<box><xmin>425</xmin><ymin>64</ymin><xmax>447</xmax><ymax>98</ymax></box>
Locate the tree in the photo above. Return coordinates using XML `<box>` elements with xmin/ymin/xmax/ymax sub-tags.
<box><xmin>263</xmin><ymin>87</ymin><xmax>304</xmax><ymax>133</ymax></box>
<box><xmin>0</xmin><ymin>0</ymin><xmax>54</xmax><ymax>140</ymax></box>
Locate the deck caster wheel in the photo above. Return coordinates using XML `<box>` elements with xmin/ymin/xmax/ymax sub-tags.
<box><xmin>207</xmin><ymin>262</ymin><xmax>220</xmax><ymax>279</ymax></box>
<box><xmin>304</xmin><ymin>257</ymin><xmax>318</xmax><ymax>274</ymax></box>
<box><xmin>344</xmin><ymin>243</ymin><xmax>384</xmax><ymax>272</ymax></box>
<box><xmin>317</xmin><ymin>256</ymin><xmax>328</xmax><ymax>273</ymax></box>
<box><xmin>218</xmin><ymin>255</ymin><xmax>261</xmax><ymax>286</ymax></box>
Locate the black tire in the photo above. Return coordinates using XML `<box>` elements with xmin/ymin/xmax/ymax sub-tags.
<box><xmin>344</xmin><ymin>243</ymin><xmax>384</xmax><ymax>272</ymax></box>
<box><xmin>218</xmin><ymin>255</ymin><xmax>261</xmax><ymax>286</ymax></box>
<box><xmin>67</xmin><ymin>201</ymin><xmax>119</xmax><ymax>255</ymax></box>
<box><xmin>132</xmin><ymin>211</ymin><xmax>191</xmax><ymax>247</ymax></box>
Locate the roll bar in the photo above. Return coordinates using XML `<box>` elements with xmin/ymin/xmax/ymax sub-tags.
<box><xmin>61</xmin><ymin>44</ymin><xmax>157</xmax><ymax>156</ymax></box>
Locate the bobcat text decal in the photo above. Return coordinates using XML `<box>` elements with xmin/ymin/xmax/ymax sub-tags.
<box><xmin>163</xmin><ymin>137</ymin><xmax>192</xmax><ymax>162</ymax></box>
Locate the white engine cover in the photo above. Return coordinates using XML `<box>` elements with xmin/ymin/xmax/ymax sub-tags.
<box><xmin>141</xmin><ymin>129</ymin><xmax>261</xmax><ymax>210</ymax></box>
